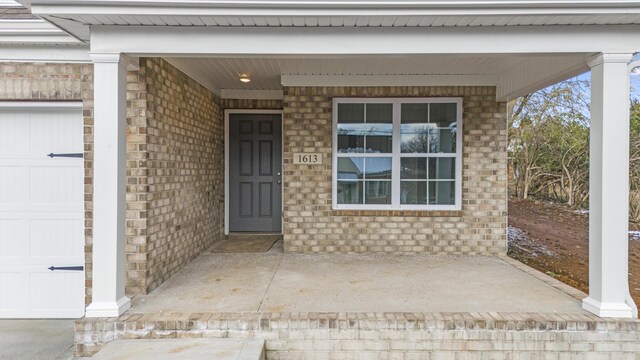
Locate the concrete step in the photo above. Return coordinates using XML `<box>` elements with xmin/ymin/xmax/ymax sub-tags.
<box><xmin>226</xmin><ymin>233</ymin><xmax>282</xmax><ymax>242</ymax></box>
<box><xmin>89</xmin><ymin>338</ymin><xmax>265</xmax><ymax>360</ymax></box>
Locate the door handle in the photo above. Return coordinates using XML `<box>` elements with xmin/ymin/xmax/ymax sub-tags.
<box><xmin>276</xmin><ymin>172</ymin><xmax>281</xmax><ymax>184</ymax></box>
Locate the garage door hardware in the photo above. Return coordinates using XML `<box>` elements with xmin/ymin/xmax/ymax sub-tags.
<box><xmin>48</xmin><ymin>266</ymin><xmax>84</xmax><ymax>271</ymax></box>
<box><xmin>47</xmin><ymin>153</ymin><xmax>83</xmax><ymax>158</ymax></box>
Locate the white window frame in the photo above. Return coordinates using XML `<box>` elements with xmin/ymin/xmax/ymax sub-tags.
<box><xmin>332</xmin><ymin>97</ymin><xmax>463</xmax><ymax>211</ymax></box>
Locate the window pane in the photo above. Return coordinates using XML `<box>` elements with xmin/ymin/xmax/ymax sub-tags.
<box><xmin>338</xmin><ymin>103</ymin><xmax>364</xmax><ymax>123</ymax></box>
<box><xmin>338</xmin><ymin>104</ymin><xmax>392</xmax><ymax>153</ymax></box>
<box><xmin>401</xmin><ymin>181</ymin><xmax>428</xmax><ymax>204</ymax></box>
<box><xmin>337</xmin><ymin>157</ymin><xmax>364</xmax><ymax>180</ymax></box>
<box><xmin>430</xmin><ymin>103</ymin><xmax>457</xmax><ymax>127</ymax></box>
<box><xmin>401</xmin><ymin>103</ymin><xmax>435</xmax><ymax>153</ymax></box>
<box><xmin>429</xmin><ymin>181</ymin><xmax>455</xmax><ymax>205</ymax></box>
<box><xmin>365</xmin><ymin>181</ymin><xmax>392</xmax><ymax>204</ymax></box>
<box><xmin>401</xmin><ymin>125</ymin><xmax>439</xmax><ymax>153</ymax></box>
<box><xmin>400</xmin><ymin>158</ymin><xmax>427</xmax><ymax>179</ymax></box>
<box><xmin>337</xmin><ymin>181</ymin><xmax>364</xmax><ymax>204</ymax></box>
<box><xmin>401</xmin><ymin>128</ymin><xmax>457</xmax><ymax>153</ymax></box>
<box><xmin>401</xmin><ymin>103</ymin><xmax>429</xmax><ymax>123</ymax></box>
<box><xmin>428</xmin><ymin>158</ymin><xmax>455</xmax><ymax>180</ymax></box>
<box><xmin>430</xmin><ymin>127</ymin><xmax>456</xmax><ymax>153</ymax></box>
<box><xmin>366</xmin><ymin>103</ymin><xmax>393</xmax><ymax>123</ymax></box>
<box><xmin>364</xmin><ymin>157</ymin><xmax>392</xmax><ymax>180</ymax></box>
<box><xmin>365</xmin><ymin>124</ymin><xmax>392</xmax><ymax>153</ymax></box>
<box><xmin>337</xmin><ymin>124</ymin><xmax>365</xmax><ymax>153</ymax></box>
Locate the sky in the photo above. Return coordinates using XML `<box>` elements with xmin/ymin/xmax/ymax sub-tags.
<box><xmin>573</xmin><ymin>54</ymin><xmax>640</xmax><ymax>101</ymax></box>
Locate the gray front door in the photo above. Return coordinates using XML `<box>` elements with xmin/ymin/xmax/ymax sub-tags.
<box><xmin>229</xmin><ymin>113</ymin><xmax>282</xmax><ymax>232</ymax></box>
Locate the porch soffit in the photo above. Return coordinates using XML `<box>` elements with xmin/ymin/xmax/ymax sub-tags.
<box><xmin>161</xmin><ymin>54</ymin><xmax>590</xmax><ymax>102</ymax></box>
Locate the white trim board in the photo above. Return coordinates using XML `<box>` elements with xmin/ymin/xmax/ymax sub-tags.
<box><xmin>0</xmin><ymin>101</ymin><xmax>84</xmax><ymax>109</ymax></box>
<box><xmin>0</xmin><ymin>45</ymin><xmax>91</xmax><ymax>63</ymax></box>
<box><xmin>0</xmin><ymin>19</ymin><xmax>83</xmax><ymax>45</ymax></box>
<box><xmin>90</xmin><ymin>25</ymin><xmax>640</xmax><ymax>55</ymax></box>
<box><xmin>0</xmin><ymin>0</ymin><xmax>22</xmax><ymax>6</ymax></box>
<box><xmin>30</xmin><ymin>0</ymin><xmax>640</xmax><ymax>17</ymax></box>
<box><xmin>282</xmin><ymin>74</ymin><xmax>498</xmax><ymax>87</ymax></box>
<box><xmin>0</xmin><ymin>19</ymin><xmax>67</xmax><ymax>34</ymax></box>
<box><xmin>224</xmin><ymin>109</ymin><xmax>284</xmax><ymax>235</ymax></box>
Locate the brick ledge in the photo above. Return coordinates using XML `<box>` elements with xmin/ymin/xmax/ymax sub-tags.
<box><xmin>331</xmin><ymin>210</ymin><xmax>463</xmax><ymax>217</ymax></box>
<box><xmin>76</xmin><ymin>310</ymin><xmax>639</xmax><ymax>333</ymax></box>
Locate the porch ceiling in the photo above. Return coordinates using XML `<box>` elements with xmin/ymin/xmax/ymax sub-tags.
<box><xmin>164</xmin><ymin>53</ymin><xmax>590</xmax><ymax>101</ymax></box>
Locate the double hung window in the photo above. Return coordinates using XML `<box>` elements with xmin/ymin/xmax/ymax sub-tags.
<box><xmin>332</xmin><ymin>98</ymin><xmax>462</xmax><ymax>210</ymax></box>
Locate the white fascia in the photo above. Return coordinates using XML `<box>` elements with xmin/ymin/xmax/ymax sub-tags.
<box><xmin>0</xmin><ymin>0</ymin><xmax>22</xmax><ymax>6</ymax></box>
<box><xmin>0</xmin><ymin>44</ymin><xmax>90</xmax><ymax>63</ymax></box>
<box><xmin>0</xmin><ymin>19</ymin><xmax>64</xmax><ymax>34</ymax></box>
<box><xmin>29</xmin><ymin>0</ymin><xmax>640</xmax><ymax>17</ymax></box>
<box><xmin>0</xmin><ymin>19</ymin><xmax>82</xmax><ymax>44</ymax></box>
<box><xmin>89</xmin><ymin>25</ymin><xmax>640</xmax><ymax>55</ymax></box>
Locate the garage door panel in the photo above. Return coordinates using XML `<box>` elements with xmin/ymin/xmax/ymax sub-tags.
<box><xmin>0</xmin><ymin>204</ymin><xmax>83</xmax><ymax>212</ymax></box>
<box><xmin>0</xmin><ymin>219</ymin><xmax>26</xmax><ymax>258</ymax></box>
<box><xmin>28</xmin><ymin>111</ymin><xmax>83</xmax><ymax>156</ymax></box>
<box><xmin>30</xmin><ymin>219</ymin><xmax>83</xmax><ymax>258</ymax></box>
<box><xmin>0</xmin><ymin>113</ymin><xmax>29</xmax><ymax>154</ymax></box>
<box><xmin>29</xmin><ymin>272</ymin><xmax>84</xmax><ymax>313</ymax></box>
<box><xmin>30</xmin><ymin>166</ymin><xmax>83</xmax><ymax>205</ymax></box>
<box><xmin>0</xmin><ymin>166</ymin><xmax>27</xmax><ymax>203</ymax></box>
<box><xmin>0</xmin><ymin>105</ymin><xmax>84</xmax><ymax>319</ymax></box>
<box><xmin>0</xmin><ymin>272</ymin><xmax>27</xmax><ymax>312</ymax></box>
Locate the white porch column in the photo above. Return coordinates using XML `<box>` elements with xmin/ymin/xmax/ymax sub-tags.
<box><xmin>582</xmin><ymin>53</ymin><xmax>637</xmax><ymax>318</ymax></box>
<box><xmin>85</xmin><ymin>53</ymin><xmax>131</xmax><ymax>317</ymax></box>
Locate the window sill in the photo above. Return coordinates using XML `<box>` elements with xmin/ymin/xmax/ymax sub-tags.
<box><xmin>331</xmin><ymin>210</ymin><xmax>463</xmax><ymax>217</ymax></box>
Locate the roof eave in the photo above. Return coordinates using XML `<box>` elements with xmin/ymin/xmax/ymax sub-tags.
<box><xmin>30</xmin><ymin>0</ymin><xmax>640</xmax><ymax>16</ymax></box>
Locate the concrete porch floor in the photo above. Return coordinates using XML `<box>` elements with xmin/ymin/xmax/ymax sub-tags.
<box><xmin>129</xmin><ymin>241</ymin><xmax>588</xmax><ymax>315</ymax></box>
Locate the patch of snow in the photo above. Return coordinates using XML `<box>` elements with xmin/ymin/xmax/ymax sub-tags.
<box><xmin>507</xmin><ymin>226</ymin><xmax>557</xmax><ymax>258</ymax></box>
<box><xmin>574</xmin><ymin>209</ymin><xmax>589</xmax><ymax>214</ymax></box>
<box><xmin>630</xmin><ymin>231</ymin><xmax>640</xmax><ymax>241</ymax></box>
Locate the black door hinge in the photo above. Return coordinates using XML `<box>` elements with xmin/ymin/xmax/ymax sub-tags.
<box><xmin>47</xmin><ymin>153</ymin><xmax>84</xmax><ymax>158</ymax></box>
<box><xmin>48</xmin><ymin>266</ymin><xmax>84</xmax><ymax>271</ymax></box>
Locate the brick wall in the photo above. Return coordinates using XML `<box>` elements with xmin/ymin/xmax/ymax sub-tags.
<box><xmin>0</xmin><ymin>59</ymin><xmax>225</xmax><ymax>302</ymax></box>
<box><xmin>124</xmin><ymin>66</ymin><xmax>150</xmax><ymax>296</ymax></box>
<box><xmin>282</xmin><ymin>86</ymin><xmax>508</xmax><ymax>255</ymax></box>
<box><xmin>222</xmin><ymin>98</ymin><xmax>283</xmax><ymax>110</ymax></box>
<box><xmin>143</xmin><ymin>58</ymin><xmax>225</xmax><ymax>292</ymax></box>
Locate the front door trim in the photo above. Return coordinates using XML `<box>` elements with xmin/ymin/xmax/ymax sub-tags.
<box><xmin>224</xmin><ymin>109</ymin><xmax>284</xmax><ymax>235</ymax></box>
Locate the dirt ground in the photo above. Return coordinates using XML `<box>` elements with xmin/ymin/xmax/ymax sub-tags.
<box><xmin>507</xmin><ymin>197</ymin><xmax>640</xmax><ymax>307</ymax></box>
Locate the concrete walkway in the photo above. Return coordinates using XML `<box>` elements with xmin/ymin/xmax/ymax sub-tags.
<box><xmin>0</xmin><ymin>320</ymin><xmax>74</xmax><ymax>360</ymax></box>
<box><xmin>129</xmin><ymin>241</ymin><xmax>588</xmax><ymax>315</ymax></box>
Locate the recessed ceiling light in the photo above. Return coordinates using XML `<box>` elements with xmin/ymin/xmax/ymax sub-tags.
<box><xmin>239</xmin><ymin>74</ymin><xmax>251</xmax><ymax>83</ymax></box>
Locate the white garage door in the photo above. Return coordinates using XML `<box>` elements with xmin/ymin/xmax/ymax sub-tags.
<box><xmin>0</xmin><ymin>103</ymin><xmax>85</xmax><ymax>318</ymax></box>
